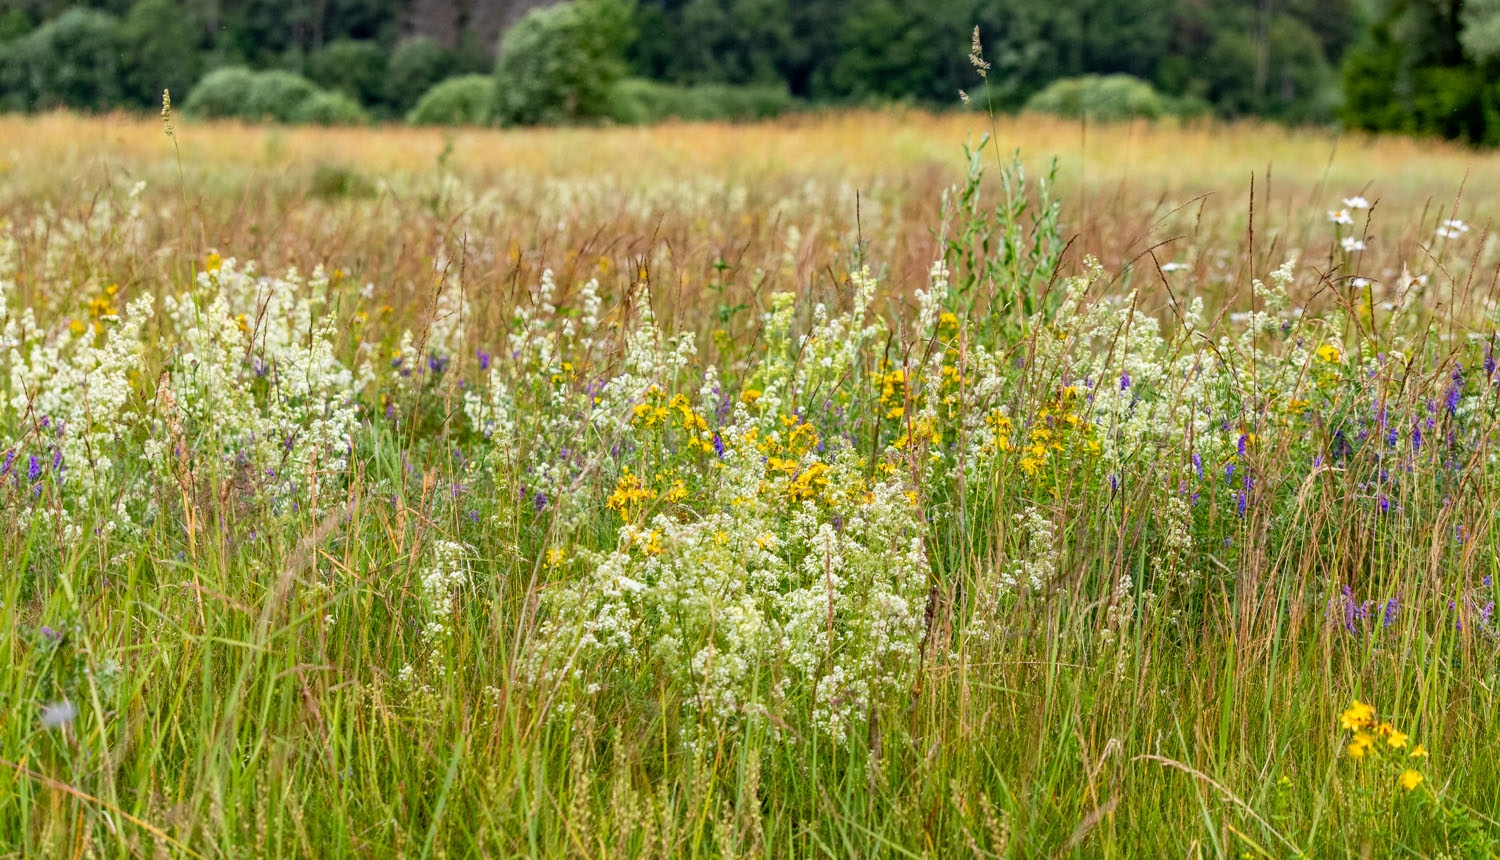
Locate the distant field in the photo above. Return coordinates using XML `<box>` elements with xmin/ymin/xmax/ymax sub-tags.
<box><xmin>2</xmin><ymin>112</ymin><xmax>1499</xmax><ymax>858</ymax></box>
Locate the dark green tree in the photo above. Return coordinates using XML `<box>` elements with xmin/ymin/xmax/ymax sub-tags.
<box><xmin>386</xmin><ymin>35</ymin><xmax>456</xmax><ymax>112</ymax></box>
<box><xmin>306</xmin><ymin>38</ymin><xmax>387</xmax><ymax>106</ymax></box>
<box><xmin>121</xmin><ymin>0</ymin><xmax>203</xmax><ymax>108</ymax></box>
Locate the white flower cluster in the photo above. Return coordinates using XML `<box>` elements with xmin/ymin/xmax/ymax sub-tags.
<box><xmin>148</xmin><ymin>260</ymin><xmax>360</xmax><ymax>505</ymax></box>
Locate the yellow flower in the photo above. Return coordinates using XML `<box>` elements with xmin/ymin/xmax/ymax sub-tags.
<box><xmin>1386</xmin><ymin>729</ymin><xmax>1409</xmax><ymax>749</ymax></box>
<box><xmin>545</xmin><ymin>547</ymin><xmax>565</xmax><ymax>568</ymax></box>
<box><xmin>205</xmin><ymin>252</ymin><xmax>222</xmax><ymax>272</ymax></box>
<box><xmin>1409</xmin><ymin>744</ymin><xmax>1429</xmax><ymax>759</ymax></box>
<box><xmin>1316</xmin><ymin>344</ymin><xmax>1341</xmax><ymax>363</ymax></box>
<box><xmin>1398</xmin><ymin>769</ymin><xmax>1424</xmax><ymax>791</ymax></box>
<box><xmin>741</xmin><ymin>389</ymin><xmax>763</xmax><ymax>405</ymax></box>
<box><xmin>1340</xmin><ymin>700</ymin><xmax>1376</xmax><ymax>731</ymax></box>
<box><xmin>69</xmin><ymin>319</ymin><xmax>86</xmax><ymax>335</ymax></box>
<box><xmin>886</xmin><ymin>406</ymin><xmax>905</xmax><ymax>420</ymax></box>
<box><xmin>1347</xmin><ymin>732</ymin><xmax>1374</xmax><ymax>760</ymax></box>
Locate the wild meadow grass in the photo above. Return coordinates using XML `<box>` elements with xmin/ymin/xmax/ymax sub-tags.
<box><xmin>2</xmin><ymin>112</ymin><xmax>1500</xmax><ymax>858</ymax></box>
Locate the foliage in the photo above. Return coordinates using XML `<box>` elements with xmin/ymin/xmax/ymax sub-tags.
<box><xmin>120</xmin><ymin>0</ymin><xmax>202</xmax><ymax>108</ymax></box>
<box><xmin>1342</xmin><ymin>0</ymin><xmax>1500</xmax><ymax>143</ymax></box>
<box><xmin>291</xmin><ymin>89</ymin><xmax>370</xmax><ymax>125</ymax></box>
<box><xmin>304</xmin><ymin>38</ymin><xmax>388</xmax><ymax>108</ymax></box>
<box><xmin>179</xmin><ymin>65</ymin><xmax>258</xmax><ymax>119</ymax></box>
<box><xmin>0</xmin><ymin>9</ymin><xmax>125</xmax><ymax>111</ymax></box>
<box><xmin>493</xmin><ymin>0</ymin><xmax>634</xmax><ymax>125</ymax></box>
<box><xmin>1024</xmin><ymin>74</ymin><xmax>1166</xmax><ymax>121</ymax></box>
<box><xmin>385</xmin><ymin>35</ymin><xmax>456</xmax><ymax>113</ymax></box>
<box><xmin>183</xmin><ymin>66</ymin><xmax>359</xmax><ymax>124</ymax></box>
<box><xmin>607</xmin><ymin>77</ymin><xmax>794</xmax><ymax>123</ymax></box>
<box><xmin>406</xmin><ymin>74</ymin><xmax>494</xmax><ymax>126</ymax></box>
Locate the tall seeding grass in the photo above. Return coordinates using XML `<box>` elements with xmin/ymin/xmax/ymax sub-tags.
<box><xmin>1</xmin><ymin>113</ymin><xmax>1499</xmax><ymax>858</ymax></box>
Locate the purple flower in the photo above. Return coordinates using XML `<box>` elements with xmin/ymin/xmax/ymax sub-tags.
<box><xmin>1446</xmin><ymin>367</ymin><xmax>1463</xmax><ymax>414</ymax></box>
<box><xmin>1109</xmin><ymin>474</ymin><xmax>1118</xmax><ymax>492</ymax></box>
<box><xmin>1379</xmin><ymin>495</ymin><xmax>1390</xmax><ymax>514</ymax></box>
<box><xmin>1237</xmin><ymin>434</ymin><xmax>1247</xmax><ymax>457</ymax></box>
<box><xmin>28</xmin><ymin>454</ymin><xmax>41</xmax><ymax>482</ymax></box>
<box><xmin>1192</xmin><ymin>452</ymin><xmax>1202</xmax><ymax>480</ymax></box>
<box><xmin>713</xmin><ymin>433</ymin><xmax>726</xmax><ymax>458</ymax></box>
<box><xmin>1236</xmin><ymin>491</ymin><xmax>1247</xmax><ymax>517</ymax></box>
<box><xmin>1119</xmin><ymin>370</ymin><xmax>1131</xmax><ymax>391</ymax></box>
<box><xmin>1412</xmin><ymin>424</ymin><xmax>1423</xmax><ymax>453</ymax></box>
<box><xmin>1226</xmin><ymin>462</ymin><xmax>1236</xmax><ymax>481</ymax></box>
<box><xmin>478</xmin><ymin>350</ymin><xmax>491</xmax><ymax>371</ymax></box>
<box><xmin>40</xmin><ymin>625</ymin><xmax>62</xmax><ymax>643</ymax></box>
<box><xmin>0</xmin><ymin>449</ymin><xmax>13</xmax><ymax>478</ymax></box>
<box><xmin>52</xmin><ymin>449</ymin><xmax>62</xmax><ymax>471</ymax></box>
<box><xmin>532</xmin><ymin>491</ymin><xmax>547</xmax><ymax>512</ymax></box>
<box><xmin>428</xmin><ymin>354</ymin><xmax>450</xmax><ymax>375</ymax></box>
<box><xmin>1383</xmin><ymin>596</ymin><xmax>1400</xmax><ymax>626</ymax></box>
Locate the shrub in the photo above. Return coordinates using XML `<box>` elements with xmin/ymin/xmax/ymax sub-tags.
<box><xmin>1025</xmin><ymin>74</ymin><xmax>1166</xmax><ymax>122</ymax></box>
<box><xmin>386</xmin><ymin>35</ymin><xmax>455</xmax><ymax>114</ymax></box>
<box><xmin>184</xmin><ymin>67</ymin><xmax>351</xmax><ymax>125</ymax></box>
<box><xmin>291</xmin><ymin>90</ymin><xmax>369</xmax><ymax>125</ymax></box>
<box><xmin>608</xmin><ymin>78</ymin><xmax>794</xmax><ymax>124</ymax></box>
<box><xmin>406</xmin><ymin>75</ymin><xmax>494</xmax><ymax>126</ymax></box>
<box><xmin>182</xmin><ymin>66</ymin><xmax>258</xmax><ymax>119</ymax></box>
<box><xmin>494</xmin><ymin>0</ymin><xmax>632</xmax><ymax>125</ymax></box>
<box><xmin>243</xmin><ymin>70</ymin><xmax>320</xmax><ymax>122</ymax></box>
<box><xmin>305</xmin><ymin>39</ymin><xmax>387</xmax><ymax>107</ymax></box>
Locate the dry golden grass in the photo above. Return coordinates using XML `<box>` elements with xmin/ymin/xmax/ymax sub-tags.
<box><xmin>4</xmin><ymin>109</ymin><xmax>1499</xmax><ymax>340</ymax></box>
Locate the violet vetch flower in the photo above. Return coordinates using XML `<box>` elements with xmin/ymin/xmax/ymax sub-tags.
<box><xmin>477</xmin><ymin>350</ymin><xmax>491</xmax><ymax>371</ymax></box>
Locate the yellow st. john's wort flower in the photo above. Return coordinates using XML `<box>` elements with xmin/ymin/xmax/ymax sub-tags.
<box><xmin>1399</xmin><ymin>769</ymin><xmax>1424</xmax><ymax>791</ymax></box>
<box><xmin>1347</xmin><ymin>731</ymin><xmax>1374</xmax><ymax>760</ymax></box>
<box><xmin>1340</xmin><ymin>700</ymin><xmax>1376</xmax><ymax>731</ymax></box>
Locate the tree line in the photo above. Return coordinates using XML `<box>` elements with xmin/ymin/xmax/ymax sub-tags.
<box><xmin>0</xmin><ymin>0</ymin><xmax>1495</xmax><ymax>144</ymax></box>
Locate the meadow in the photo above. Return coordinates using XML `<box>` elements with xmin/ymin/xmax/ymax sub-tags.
<box><xmin>2</xmin><ymin>109</ymin><xmax>1500</xmax><ymax>858</ymax></box>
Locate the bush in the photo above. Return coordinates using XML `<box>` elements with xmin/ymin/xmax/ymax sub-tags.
<box><xmin>386</xmin><ymin>35</ymin><xmax>455</xmax><ymax>114</ymax></box>
<box><xmin>1025</xmin><ymin>74</ymin><xmax>1166</xmax><ymax>122</ymax></box>
<box><xmin>242</xmin><ymin>70</ymin><xmax>319</xmax><ymax>122</ymax></box>
<box><xmin>494</xmin><ymin>0</ymin><xmax>632</xmax><ymax>125</ymax></box>
<box><xmin>608</xmin><ymin>78</ymin><xmax>794</xmax><ymax>124</ymax></box>
<box><xmin>1</xmin><ymin>9</ymin><xmax>126</xmax><ymax>111</ymax></box>
<box><xmin>184</xmin><ymin>67</ymin><xmax>354</xmax><ymax>125</ymax></box>
<box><xmin>182</xmin><ymin>66</ymin><xmax>258</xmax><ymax>119</ymax></box>
<box><xmin>291</xmin><ymin>90</ymin><xmax>369</xmax><ymax>125</ymax></box>
<box><xmin>305</xmin><ymin>39</ymin><xmax>387</xmax><ymax>107</ymax></box>
<box><xmin>406</xmin><ymin>75</ymin><xmax>494</xmax><ymax>126</ymax></box>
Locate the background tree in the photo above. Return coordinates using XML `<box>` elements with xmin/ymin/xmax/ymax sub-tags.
<box><xmin>121</xmin><ymin>0</ymin><xmax>203</xmax><ymax>108</ymax></box>
<box><xmin>493</xmin><ymin>0</ymin><xmax>633</xmax><ymax>125</ymax></box>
